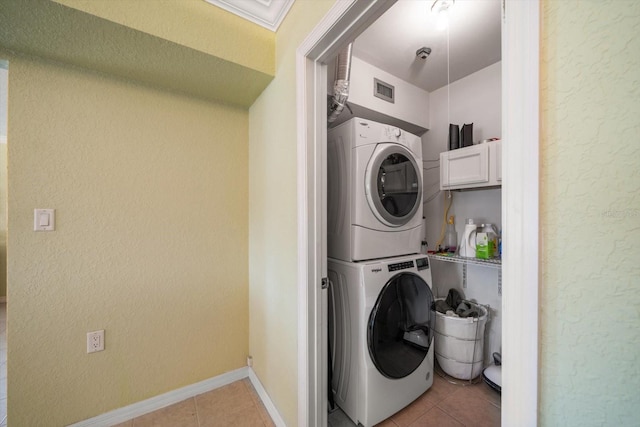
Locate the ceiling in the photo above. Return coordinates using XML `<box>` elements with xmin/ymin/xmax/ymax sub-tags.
<box><xmin>198</xmin><ymin>0</ymin><xmax>500</xmax><ymax>93</ymax></box>
<box><xmin>352</xmin><ymin>0</ymin><xmax>502</xmax><ymax>92</ymax></box>
<box><xmin>0</xmin><ymin>0</ymin><xmax>274</xmax><ymax>108</ymax></box>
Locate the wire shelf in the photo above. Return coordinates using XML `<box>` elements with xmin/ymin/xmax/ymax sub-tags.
<box><xmin>429</xmin><ymin>253</ymin><xmax>502</xmax><ymax>269</ymax></box>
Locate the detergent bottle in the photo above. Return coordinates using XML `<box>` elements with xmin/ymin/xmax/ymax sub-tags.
<box><xmin>476</xmin><ymin>223</ymin><xmax>499</xmax><ymax>259</ymax></box>
<box><xmin>459</xmin><ymin>219</ymin><xmax>477</xmax><ymax>258</ymax></box>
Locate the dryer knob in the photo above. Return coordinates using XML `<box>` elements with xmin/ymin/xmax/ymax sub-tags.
<box><xmin>395</xmin><ymin>128</ymin><xmax>402</xmax><ymax>138</ymax></box>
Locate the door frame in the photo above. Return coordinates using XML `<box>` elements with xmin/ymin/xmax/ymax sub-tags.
<box><xmin>296</xmin><ymin>0</ymin><xmax>540</xmax><ymax>425</ymax></box>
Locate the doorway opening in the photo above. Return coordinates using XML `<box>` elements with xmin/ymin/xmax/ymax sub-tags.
<box><xmin>297</xmin><ymin>0</ymin><xmax>540</xmax><ymax>425</ymax></box>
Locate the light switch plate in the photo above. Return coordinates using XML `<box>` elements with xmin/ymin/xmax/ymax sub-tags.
<box><xmin>34</xmin><ymin>209</ymin><xmax>55</xmax><ymax>231</ymax></box>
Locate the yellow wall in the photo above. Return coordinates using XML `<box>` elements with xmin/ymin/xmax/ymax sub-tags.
<box><xmin>540</xmin><ymin>1</ymin><xmax>640</xmax><ymax>425</ymax></box>
<box><xmin>1</xmin><ymin>66</ymin><xmax>6</xmax><ymax>298</ymax></box>
<box><xmin>55</xmin><ymin>0</ymin><xmax>274</xmax><ymax>75</ymax></box>
<box><xmin>248</xmin><ymin>0</ymin><xmax>335</xmax><ymax>425</ymax></box>
<box><xmin>5</xmin><ymin>53</ymin><xmax>249</xmax><ymax>425</ymax></box>
<box><xmin>6</xmin><ymin>0</ymin><xmax>637</xmax><ymax>425</ymax></box>
<box><xmin>0</xmin><ymin>142</ymin><xmax>5</xmax><ymax>298</ymax></box>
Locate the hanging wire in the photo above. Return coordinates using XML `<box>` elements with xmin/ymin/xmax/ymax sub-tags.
<box><xmin>437</xmin><ymin>10</ymin><xmax>454</xmax><ymax>251</ymax></box>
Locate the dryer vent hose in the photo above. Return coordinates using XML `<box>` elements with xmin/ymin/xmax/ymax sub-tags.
<box><xmin>328</xmin><ymin>43</ymin><xmax>353</xmax><ymax>123</ymax></box>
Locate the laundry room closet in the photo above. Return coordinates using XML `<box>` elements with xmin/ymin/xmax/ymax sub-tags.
<box><xmin>326</xmin><ymin>1</ymin><xmax>502</xmax><ymax>426</ymax></box>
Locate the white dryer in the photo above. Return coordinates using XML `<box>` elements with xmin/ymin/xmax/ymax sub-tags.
<box><xmin>328</xmin><ymin>254</ymin><xmax>435</xmax><ymax>427</ymax></box>
<box><xmin>328</xmin><ymin>117</ymin><xmax>423</xmax><ymax>262</ymax></box>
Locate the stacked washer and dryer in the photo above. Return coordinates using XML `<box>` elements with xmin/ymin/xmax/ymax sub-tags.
<box><xmin>327</xmin><ymin>118</ymin><xmax>436</xmax><ymax>427</ymax></box>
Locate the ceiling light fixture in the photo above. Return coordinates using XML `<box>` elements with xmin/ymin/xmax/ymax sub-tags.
<box><xmin>431</xmin><ymin>0</ymin><xmax>455</xmax><ymax>13</ymax></box>
<box><xmin>431</xmin><ymin>0</ymin><xmax>454</xmax><ymax>31</ymax></box>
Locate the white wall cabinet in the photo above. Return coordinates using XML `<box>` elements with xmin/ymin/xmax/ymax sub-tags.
<box><xmin>440</xmin><ymin>140</ymin><xmax>502</xmax><ymax>190</ymax></box>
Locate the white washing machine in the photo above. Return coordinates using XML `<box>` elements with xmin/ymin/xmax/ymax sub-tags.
<box><xmin>328</xmin><ymin>254</ymin><xmax>435</xmax><ymax>427</ymax></box>
<box><xmin>328</xmin><ymin>118</ymin><xmax>423</xmax><ymax>262</ymax></box>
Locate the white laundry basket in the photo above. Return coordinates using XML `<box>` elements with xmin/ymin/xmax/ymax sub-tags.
<box><xmin>434</xmin><ymin>300</ymin><xmax>488</xmax><ymax>380</ymax></box>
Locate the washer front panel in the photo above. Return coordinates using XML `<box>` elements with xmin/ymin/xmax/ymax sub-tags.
<box><xmin>367</xmin><ymin>272</ymin><xmax>435</xmax><ymax>379</ymax></box>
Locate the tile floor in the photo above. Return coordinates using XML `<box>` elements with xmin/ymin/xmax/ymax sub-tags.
<box><xmin>112</xmin><ymin>378</ymin><xmax>275</xmax><ymax>427</ymax></box>
<box><xmin>0</xmin><ymin>304</ymin><xmax>498</xmax><ymax>427</ymax></box>
<box><xmin>0</xmin><ymin>302</ymin><xmax>6</xmax><ymax>427</ymax></box>
<box><xmin>112</xmin><ymin>364</ymin><xmax>499</xmax><ymax>427</ymax></box>
<box><xmin>328</xmin><ymin>368</ymin><xmax>501</xmax><ymax>427</ymax></box>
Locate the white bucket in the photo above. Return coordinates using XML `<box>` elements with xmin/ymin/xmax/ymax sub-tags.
<box><xmin>434</xmin><ymin>299</ymin><xmax>488</xmax><ymax>380</ymax></box>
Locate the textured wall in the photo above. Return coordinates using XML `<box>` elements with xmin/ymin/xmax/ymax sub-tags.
<box><xmin>423</xmin><ymin>61</ymin><xmax>503</xmax><ymax>376</ymax></box>
<box><xmin>55</xmin><ymin>0</ymin><xmax>274</xmax><ymax>75</ymax></box>
<box><xmin>540</xmin><ymin>1</ymin><xmax>640</xmax><ymax>425</ymax></box>
<box><xmin>423</xmin><ymin>61</ymin><xmax>502</xmax><ymax>252</ymax></box>
<box><xmin>5</xmin><ymin>53</ymin><xmax>249</xmax><ymax>425</ymax></box>
<box><xmin>248</xmin><ymin>0</ymin><xmax>335</xmax><ymax>425</ymax></box>
<box><xmin>0</xmin><ymin>66</ymin><xmax>6</xmax><ymax>298</ymax></box>
<box><xmin>1</xmin><ymin>0</ymin><xmax>274</xmax><ymax>109</ymax></box>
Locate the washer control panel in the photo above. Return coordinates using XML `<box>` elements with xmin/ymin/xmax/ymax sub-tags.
<box><xmin>388</xmin><ymin>261</ymin><xmax>414</xmax><ymax>272</ymax></box>
<box><xmin>415</xmin><ymin>257</ymin><xmax>430</xmax><ymax>270</ymax></box>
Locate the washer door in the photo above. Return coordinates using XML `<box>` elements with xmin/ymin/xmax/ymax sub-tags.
<box><xmin>365</xmin><ymin>144</ymin><xmax>422</xmax><ymax>227</ymax></box>
<box><xmin>367</xmin><ymin>272</ymin><xmax>435</xmax><ymax>379</ymax></box>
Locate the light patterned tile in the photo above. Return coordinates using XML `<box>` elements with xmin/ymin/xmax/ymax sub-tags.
<box><xmin>431</xmin><ymin>373</ymin><xmax>469</xmax><ymax>397</ymax></box>
<box><xmin>255</xmin><ymin>401</ymin><xmax>275</xmax><ymax>427</ymax></box>
<box><xmin>101</xmin><ymin>374</ymin><xmax>497</xmax><ymax>427</ymax></box>
<box><xmin>375</xmin><ymin>418</ymin><xmax>398</xmax><ymax>426</ymax></box>
<box><xmin>242</xmin><ymin>378</ymin><xmax>275</xmax><ymax>426</ymax></box>
<box><xmin>389</xmin><ymin>391</ymin><xmax>437</xmax><ymax>427</ymax></box>
<box><xmin>464</xmin><ymin>380</ymin><xmax>501</xmax><ymax>407</ymax></box>
<box><xmin>196</xmin><ymin>381</ymin><xmax>254</xmax><ymax>413</ymax></box>
<box><xmin>436</xmin><ymin>387</ymin><xmax>500</xmax><ymax>427</ymax></box>
<box><xmin>201</xmin><ymin>407</ymin><xmax>265</xmax><ymax>427</ymax></box>
<box><xmin>131</xmin><ymin>398</ymin><xmax>198</xmax><ymax>427</ymax></box>
<box><xmin>196</xmin><ymin>381</ymin><xmax>263</xmax><ymax>427</ymax></box>
<box><xmin>407</xmin><ymin>407</ymin><xmax>464</xmax><ymax>427</ymax></box>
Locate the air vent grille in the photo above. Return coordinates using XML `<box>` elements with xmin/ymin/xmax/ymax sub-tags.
<box><xmin>374</xmin><ymin>78</ymin><xmax>395</xmax><ymax>103</ymax></box>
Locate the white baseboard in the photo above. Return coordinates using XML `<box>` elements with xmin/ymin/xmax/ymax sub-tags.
<box><xmin>68</xmin><ymin>366</ymin><xmax>284</xmax><ymax>427</ymax></box>
<box><xmin>248</xmin><ymin>368</ymin><xmax>286</xmax><ymax>427</ymax></box>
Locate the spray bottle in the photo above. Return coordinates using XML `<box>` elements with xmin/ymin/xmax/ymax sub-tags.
<box><xmin>444</xmin><ymin>215</ymin><xmax>457</xmax><ymax>254</ymax></box>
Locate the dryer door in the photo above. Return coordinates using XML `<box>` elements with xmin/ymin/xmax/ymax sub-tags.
<box><xmin>365</xmin><ymin>144</ymin><xmax>422</xmax><ymax>227</ymax></box>
<box><xmin>367</xmin><ymin>272</ymin><xmax>435</xmax><ymax>379</ymax></box>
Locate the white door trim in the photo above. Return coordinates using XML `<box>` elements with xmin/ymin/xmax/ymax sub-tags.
<box><xmin>296</xmin><ymin>3</ymin><xmax>397</xmax><ymax>425</ymax></box>
<box><xmin>296</xmin><ymin>0</ymin><xmax>540</xmax><ymax>425</ymax></box>
<box><xmin>501</xmin><ymin>0</ymin><xmax>540</xmax><ymax>424</ymax></box>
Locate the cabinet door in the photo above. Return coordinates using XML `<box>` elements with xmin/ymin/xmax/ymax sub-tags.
<box><xmin>440</xmin><ymin>144</ymin><xmax>489</xmax><ymax>190</ymax></box>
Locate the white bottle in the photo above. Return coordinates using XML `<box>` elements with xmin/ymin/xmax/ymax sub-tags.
<box><xmin>459</xmin><ymin>219</ymin><xmax>477</xmax><ymax>258</ymax></box>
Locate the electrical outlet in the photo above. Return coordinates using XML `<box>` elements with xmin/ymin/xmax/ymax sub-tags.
<box><xmin>87</xmin><ymin>330</ymin><xmax>105</xmax><ymax>353</ymax></box>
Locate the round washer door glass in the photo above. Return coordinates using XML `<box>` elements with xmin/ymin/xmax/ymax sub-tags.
<box><xmin>368</xmin><ymin>272</ymin><xmax>435</xmax><ymax>379</ymax></box>
<box><xmin>367</xmin><ymin>144</ymin><xmax>422</xmax><ymax>227</ymax></box>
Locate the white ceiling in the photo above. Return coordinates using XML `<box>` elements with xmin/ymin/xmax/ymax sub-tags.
<box><xmin>352</xmin><ymin>0</ymin><xmax>502</xmax><ymax>92</ymax></box>
<box><xmin>205</xmin><ymin>0</ymin><xmax>501</xmax><ymax>92</ymax></box>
